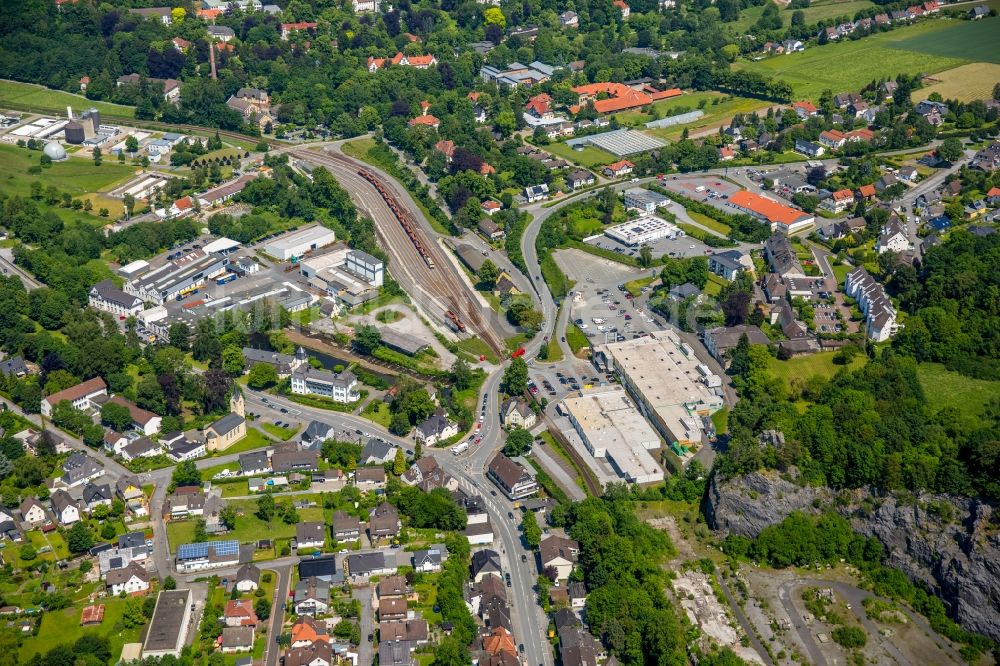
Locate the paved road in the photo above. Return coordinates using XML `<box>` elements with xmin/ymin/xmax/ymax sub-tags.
<box><xmin>0</xmin><ymin>248</ymin><xmax>40</xmax><ymax>290</ymax></box>
<box><xmin>716</xmin><ymin>572</ymin><xmax>774</xmax><ymax>666</ymax></box>
<box><xmin>531</xmin><ymin>444</ymin><xmax>586</xmax><ymax>501</ymax></box>
<box><xmin>354</xmin><ymin>583</ymin><xmax>374</xmax><ymax>666</ymax></box>
<box><xmin>264</xmin><ymin>564</ymin><xmax>292</xmax><ymax>666</ymax></box>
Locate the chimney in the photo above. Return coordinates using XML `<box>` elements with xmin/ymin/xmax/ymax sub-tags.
<box><xmin>67</xmin><ymin>106</ymin><xmax>73</xmax><ymax>119</ymax></box>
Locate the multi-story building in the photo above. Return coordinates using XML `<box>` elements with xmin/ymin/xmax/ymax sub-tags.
<box><xmin>290</xmin><ymin>368</ymin><xmax>359</xmax><ymax>403</ymax></box>
<box><xmin>487</xmin><ymin>453</ymin><xmax>538</xmax><ymax>500</ymax></box>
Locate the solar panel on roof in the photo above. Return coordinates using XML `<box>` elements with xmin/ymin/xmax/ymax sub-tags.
<box><xmin>177</xmin><ymin>539</ymin><xmax>239</xmax><ymax>559</ymax></box>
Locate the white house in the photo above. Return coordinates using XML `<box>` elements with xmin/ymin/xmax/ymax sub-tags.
<box><xmin>106</xmin><ymin>562</ymin><xmax>151</xmax><ymax>595</ymax></box>
<box><xmin>50</xmin><ymin>490</ymin><xmax>81</xmax><ymax>525</ymax></box>
<box><xmin>89</xmin><ymin>280</ymin><xmax>143</xmax><ymax>317</ymax></box>
<box><xmin>41</xmin><ymin>377</ymin><xmax>107</xmax><ymax>418</ymax></box>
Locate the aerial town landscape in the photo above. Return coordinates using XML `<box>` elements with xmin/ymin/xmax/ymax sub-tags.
<box><xmin>0</xmin><ymin>1</ymin><xmax>997</xmax><ymax>666</ymax></box>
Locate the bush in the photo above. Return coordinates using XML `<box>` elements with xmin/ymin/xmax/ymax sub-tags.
<box><xmin>831</xmin><ymin>626</ymin><xmax>867</xmax><ymax>648</ymax></box>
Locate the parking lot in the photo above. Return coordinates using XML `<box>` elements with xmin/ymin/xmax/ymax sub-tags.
<box><xmin>656</xmin><ymin>173</ymin><xmax>745</xmax><ymax>217</ymax></box>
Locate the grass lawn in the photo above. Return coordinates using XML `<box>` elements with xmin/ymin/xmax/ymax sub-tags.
<box><xmin>538</xmin><ymin>430</ymin><xmax>592</xmax><ymax>496</ymax></box>
<box><xmin>166</xmin><ymin>500</ymin><xmax>327</xmax><ymax>550</ymax></box>
<box><xmin>711</xmin><ymin>407</ymin><xmax>729</xmax><ymax>436</ymax></box>
<box><xmin>916</xmin><ymin>362</ymin><xmax>999</xmax><ymax>421</ymax></box>
<box><xmin>20</xmin><ymin>595</ymin><xmax>142</xmax><ymax>662</ymax></box>
<box><xmin>0</xmin><ymin>142</ymin><xmax>135</xmax><ymax>206</ymax></box>
<box><xmin>831</xmin><ymin>262</ymin><xmax>852</xmax><ymax>283</ymax></box>
<box><xmin>687</xmin><ymin>210</ymin><xmax>731</xmax><ymax>236</ymax></box>
<box><xmin>645</xmin><ymin>93</ymin><xmax>773</xmax><ymax>141</ymax></box>
<box><xmin>505</xmin><ymin>333</ymin><xmax>533</xmax><ymax>352</ymax></box>
<box><xmin>766</xmin><ymin>350</ymin><xmax>865</xmax><ymax>388</ymax></box>
<box><xmin>703</xmin><ymin>273</ymin><xmax>728</xmax><ymax>297</ymax></box>
<box><xmin>624</xmin><ymin>276</ymin><xmax>655</xmax><ymax>297</ymax></box>
<box><xmin>0</xmin><ymin>79</ymin><xmax>135</xmax><ymax>118</ymax></box>
<box><xmin>212</xmin><ymin>428</ymin><xmax>273</xmax><ymax>456</ymax></box>
<box><xmin>362</xmin><ymin>400</ymin><xmax>392</xmax><ymax>428</ymax></box>
<box><xmin>727</xmin><ymin>0</ymin><xmax>877</xmax><ymax>33</ymax></box>
<box><xmin>566</xmin><ymin>324</ymin><xmax>590</xmax><ymax>355</ymax></box>
<box><xmin>913</xmin><ymin>62</ymin><xmax>1000</xmax><ymax>103</ymax></box>
<box><xmin>542</xmin><ymin>141</ymin><xmax>616</xmax><ymax>169</ymax></box>
<box><xmin>456</xmin><ymin>336</ymin><xmax>499</xmax><ymax>364</ymax></box>
<box><xmin>260</xmin><ymin>422</ymin><xmax>299</xmax><ymax>441</ymax></box>
<box><xmin>736</xmin><ymin>20</ymin><xmax>969</xmax><ymax>100</ymax></box>
<box><xmin>412</xmin><ymin>580</ymin><xmax>443</xmax><ymax>625</ymax></box>
<box><xmin>542</xmin><ymin>337</ymin><xmax>564</xmax><ymax>363</ymax></box>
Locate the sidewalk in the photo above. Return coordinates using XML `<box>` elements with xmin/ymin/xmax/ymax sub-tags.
<box><xmin>532</xmin><ymin>444</ymin><xmax>586</xmax><ymax>501</ymax></box>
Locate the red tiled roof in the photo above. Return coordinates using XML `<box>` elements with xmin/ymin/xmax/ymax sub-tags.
<box><xmin>80</xmin><ymin>76</ymin><xmax>90</xmax><ymax>84</ymax></box>
<box><xmin>434</xmin><ymin>139</ymin><xmax>455</xmax><ymax>157</ymax></box>
<box><xmin>821</xmin><ymin>129</ymin><xmax>845</xmax><ymax>141</ymax></box>
<box><xmin>730</xmin><ymin>190</ymin><xmax>810</xmax><ymax>227</ymax></box>
<box><xmin>831</xmin><ymin>189</ymin><xmax>853</xmax><ymax>201</ymax></box>
<box><xmin>467</xmin><ymin>92</ymin><xmax>481</xmax><ymax>102</ymax></box>
<box><xmin>197</xmin><ymin>8</ymin><xmax>223</xmax><ymax>18</ymax></box>
<box><xmin>409</xmin><ymin>114</ymin><xmax>439</xmax><ymax>127</ymax></box>
<box><xmin>858</xmin><ymin>184</ymin><xmax>876</xmax><ymax>197</ymax></box>
<box><xmin>606</xmin><ymin>159</ymin><xmax>634</xmax><ymax>172</ymax></box>
<box><xmin>45</xmin><ymin>377</ymin><xmax>107</xmax><ymax>407</ymax></box>
<box><xmin>846</xmin><ymin>128</ymin><xmax>875</xmax><ymax>142</ymax></box>
<box><xmin>479</xmin><ymin>163</ymin><xmax>496</xmax><ymax>175</ymax></box>
<box><xmin>987</xmin><ymin>186</ymin><xmax>1000</xmax><ymax>197</ymax></box>
<box><xmin>482</xmin><ymin>200</ymin><xmax>501</xmax><ymax>210</ymax></box>
<box><xmin>793</xmin><ymin>100</ymin><xmax>817</xmax><ymax>113</ymax></box>
<box><xmin>282</xmin><ymin>21</ymin><xmax>318</xmax><ymax>32</ymax></box>
<box><xmin>174</xmin><ymin>196</ymin><xmax>193</xmax><ymax>211</ymax></box>
<box><xmin>80</xmin><ymin>604</ymin><xmax>104</xmax><ymax>625</ymax></box>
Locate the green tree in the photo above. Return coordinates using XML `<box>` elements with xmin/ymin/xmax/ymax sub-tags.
<box><xmin>256</xmin><ymin>493</ymin><xmax>276</xmax><ymax>522</ymax></box>
<box><xmin>255</xmin><ymin>598</ymin><xmax>271</xmax><ymax>621</ymax></box>
<box><xmin>222</xmin><ymin>345</ymin><xmax>246</xmax><ymax>376</ymax></box>
<box><xmin>20</xmin><ymin>543</ymin><xmax>37</xmax><ymax>561</ymax></box>
<box><xmin>478</xmin><ymin>259</ymin><xmax>500</xmax><ymax>289</ymax></box>
<box><xmin>639</xmin><ymin>245</ymin><xmax>653</xmax><ymax>267</ymax></box>
<box><xmin>67</xmin><ymin>521</ymin><xmax>94</xmax><ymax>553</ymax></box>
<box><xmin>451</xmin><ymin>358</ymin><xmax>473</xmax><ymax>391</ymax></box>
<box><xmin>125</xmin><ymin>135</ymin><xmax>139</xmax><ymax>156</ymax></box>
<box><xmin>247</xmin><ymin>363</ymin><xmax>278</xmax><ymax>388</ymax></box>
<box><xmin>353</xmin><ymin>325</ymin><xmax>381</xmax><ymax>355</ymax></box>
<box><xmin>220</xmin><ymin>505</ymin><xmax>238</xmax><ymax>530</ymax></box>
<box><xmin>100</xmin><ymin>401</ymin><xmax>133</xmax><ymax>432</ymax></box>
<box><xmin>92</xmin><ymin>146</ymin><xmax>102</xmax><ymax>165</ymax></box>
<box><xmin>122</xmin><ymin>596</ymin><xmax>147</xmax><ymax>628</ymax></box>
<box><xmin>501</xmin><ymin>357</ymin><xmax>528</xmax><ymax>395</ymax></box>
<box><xmin>937</xmin><ymin>138</ymin><xmax>963</xmax><ymax>162</ymax></box>
<box><xmin>831</xmin><ymin>626</ymin><xmax>867</xmax><ymax>648</ymax></box>
<box><xmin>163</xmin><ymin>576</ymin><xmax>177</xmax><ymax>590</ymax></box>
<box><xmin>390</xmin><ymin>411</ymin><xmax>411</xmax><ymax>436</ymax></box>
<box><xmin>393</xmin><ymin>448</ymin><xmax>407</xmax><ymax>475</ymax></box>
<box><xmin>483</xmin><ymin>7</ymin><xmax>506</xmax><ymax>28</ymax></box>
<box><xmin>193</xmin><ymin>518</ymin><xmax>208</xmax><ymax>542</ymax></box>
<box><xmin>521</xmin><ymin>511</ymin><xmax>541</xmax><ymax>548</ymax></box>
<box><xmin>171</xmin><ymin>460</ymin><xmax>201</xmax><ymax>489</ymax></box>
<box><xmin>503</xmin><ymin>428</ymin><xmax>533</xmax><ymax>457</ymax></box>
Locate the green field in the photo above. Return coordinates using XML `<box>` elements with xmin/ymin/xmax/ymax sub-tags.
<box><xmin>767</xmin><ymin>350</ymin><xmax>865</xmax><ymax>387</ymax></box>
<box><xmin>20</xmin><ymin>595</ymin><xmax>143</xmax><ymax>662</ymax></box>
<box><xmin>166</xmin><ymin>498</ymin><xmax>326</xmax><ymax>548</ymax></box>
<box><xmin>0</xmin><ymin>79</ymin><xmax>135</xmax><ymax>118</ymax></box>
<box><xmin>211</xmin><ymin>428</ymin><xmax>273</xmax><ymax>456</ymax></box>
<box><xmin>888</xmin><ymin>16</ymin><xmax>1000</xmax><ymax>63</ymax></box>
<box><xmin>737</xmin><ymin>20</ymin><xmax>970</xmax><ymax>99</ymax></box>
<box><xmin>542</xmin><ymin>141</ymin><xmax>616</xmax><ymax>169</ymax></box>
<box><xmin>729</xmin><ymin>0</ymin><xmax>876</xmax><ymax>33</ymax></box>
<box><xmin>687</xmin><ymin>210</ymin><xmax>732</xmax><ymax>236</ymax></box>
<box><xmin>916</xmin><ymin>362</ymin><xmax>999</xmax><ymax>420</ymax></box>
<box><xmin>260</xmin><ymin>422</ymin><xmax>299</xmax><ymax>441</ymax></box>
<box><xmin>566</xmin><ymin>323</ymin><xmax>590</xmax><ymax>355</ymax></box>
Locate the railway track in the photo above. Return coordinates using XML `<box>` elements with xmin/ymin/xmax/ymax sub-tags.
<box><xmin>286</xmin><ymin>147</ymin><xmax>505</xmax><ymax>355</ymax></box>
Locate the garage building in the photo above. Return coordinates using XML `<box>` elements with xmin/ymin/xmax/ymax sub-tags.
<box><xmin>264</xmin><ymin>225</ymin><xmax>336</xmax><ymax>260</ymax></box>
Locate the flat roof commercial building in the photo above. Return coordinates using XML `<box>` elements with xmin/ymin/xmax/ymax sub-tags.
<box><xmin>623</xmin><ymin>188</ymin><xmax>669</xmax><ymax>213</ymax></box>
<box><xmin>594</xmin><ymin>329</ymin><xmax>723</xmax><ymax>447</ymax></box>
<box><xmin>561</xmin><ymin>386</ymin><xmax>663</xmax><ymax>485</ymax></box>
<box><xmin>264</xmin><ymin>225</ymin><xmax>336</xmax><ymax>260</ymax></box>
<box><xmin>604</xmin><ymin>215</ymin><xmax>683</xmax><ymax>246</ymax></box>
<box><xmin>142</xmin><ymin>589</ymin><xmax>193</xmax><ymax>658</ymax></box>
<box><xmin>300</xmin><ymin>246</ymin><xmax>383</xmax><ymax>306</ymax></box>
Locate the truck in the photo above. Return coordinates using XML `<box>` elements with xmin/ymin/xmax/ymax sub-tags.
<box><xmin>452</xmin><ymin>441</ymin><xmax>470</xmax><ymax>455</ymax></box>
<box><xmin>216</xmin><ymin>273</ymin><xmax>237</xmax><ymax>286</ymax></box>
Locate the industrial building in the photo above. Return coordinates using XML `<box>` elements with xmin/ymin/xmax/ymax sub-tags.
<box><xmin>124</xmin><ymin>252</ymin><xmax>227</xmax><ymax>304</ymax></box>
<box><xmin>604</xmin><ymin>215</ymin><xmax>683</xmax><ymax>246</ymax></box>
<box><xmin>142</xmin><ymin>590</ymin><xmax>193</xmax><ymax>658</ymax></box>
<box><xmin>299</xmin><ymin>245</ymin><xmax>384</xmax><ymax>305</ymax></box>
<box><xmin>263</xmin><ymin>225</ymin><xmax>336</xmax><ymax>260</ymax></box>
<box><xmin>64</xmin><ymin>108</ymin><xmax>101</xmax><ymax>144</ymax></box>
<box><xmin>593</xmin><ymin>329</ymin><xmax>723</xmax><ymax>448</ymax></box>
<box><xmin>175</xmin><ymin>539</ymin><xmax>242</xmax><ymax>572</ymax></box>
<box><xmin>561</xmin><ymin>386</ymin><xmax>663</xmax><ymax>485</ymax></box>
<box><xmin>623</xmin><ymin>188</ymin><xmax>669</xmax><ymax>213</ymax></box>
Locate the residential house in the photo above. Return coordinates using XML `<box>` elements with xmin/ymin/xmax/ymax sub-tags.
<box><xmin>103</xmin><ymin>431</ymin><xmax>128</xmax><ymax>456</ymax></box>
<box><xmin>0</xmin><ymin>356</ymin><xmax>29</xmax><ymax>379</ymax></box>
<box><xmin>19</xmin><ymin>497</ymin><xmax>49</xmax><ymax>526</ymax></box>
<box><xmin>224</xmin><ymin>599</ymin><xmax>258</xmax><ymax>627</ymax></box>
<box><xmin>355</xmin><ymin>467</ymin><xmax>387</xmax><ymax>492</ymax></box>
<box><xmin>51</xmin><ymin>489</ymin><xmax>82</xmax><ymax>525</ymax></box>
<box><xmin>358</xmin><ymin>438</ymin><xmax>399</xmax><ymax>465</ymax></box>
<box><xmin>821</xmin><ymin>188</ymin><xmax>855</xmax><ymax>213</ymax></box>
<box><xmin>271</xmin><ymin>450</ymin><xmax>319</xmax><ymax>474</ymax></box>
<box><xmin>40</xmin><ymin>377</ymin><xmax>107</xmax><ymax>418</ymax></box>
<box><xmin>163</xmin><ymin>487</ymin><xmax>206</xmax><ymax>519</ymax></box>
<box><xmin>220</xmin><ymin>627</ymin><xmax>255</xmax><ymax>654</ymax></box>
<box><xmin>294</xmin><ymin>577</ymin><xmax>332</xmax><ymax>615</ymax></box>
<box><xmin>61</xmin><ymin>452</ymin><xmax>103</xmax><ymax>488</ymax></box>
<box><xmin>299</xmin><ymin>555</ymin><xmax>339</xmax><ymax>583</ymax></box>
<box><xmin>567</xmin><ymin>170</ymin><xmax>595</xmax><ymax>190</ymax></box>
<box><xmin>291</xmin><ymin>615</ymin><xmax>330</xmax><ymax>648</ymax></box>
<box><xmin>239</xmin><ymin>451</ymin><xmax>271</xmax><ymax>476</ymax></box>
<box><xmin>369</xmin><ymin>502</ymin><xmax>401</xmax><ymax>541</ymax></box>
<box><xmin>207</xmin><ymin>25</ymin><xmax>236</xmax><ymax>41</ymax></box>
<box><xmin>792</xmin><ymin>101</ymin><xmax>817</xmax><ymax>118</ymax></box>
<box><xmin>412</xmin><ymin>547</ymin><xmax>444</xmax><ymax>573</ymax></box>
<box><xmin>107</xmin><ymin>396</ymin><xmax>161</xmax><ymax>436</ymax></box>
<box><xmin>704</xmin><ymin>325</ymin><xmax>770</xmax><ymax>364</ymax></box>
<box><xmin>82</xmin><ymin>482</ymin><xmax>113</xmax><ymax>510</ymax></box>
<box><xmin>295</xmin><ymin>521</ymin><xmax>327</xmax><ymax>551</ymax></box>
<box><xmin>345</xmin><ymin>551</ymin><xmax>394</xmax><ymax>581</ymax></box>
<box><xmin>898</xmin><ymin>166</ymin><xmax>918</xmax><ymax>183</ymax></box>
<box><xmin>795</xmin><ymin>139</ymin><xmax>825</xmax><ymax>158</ymax></box>
<box><xmin>487</xmin><ymin>453</ymin><xmax>537</xmax><ymax>500</ymax></box>
<box><xmin>560</xmin><ymin>10</ymin><xmax>579</xmax><ymax>27</ymax></box>
<box><xmin>380</xmin><ymin>619</ymin><xmax>429</xmax><ymax>644</ymax></box>
<box><xmin>500</xmin><ymin>398</ymin><xmax>537</xmax><ymax>430</ymax></box>
<box><xmin>105</xmin><ymin>562</ymin><xmax>150</xmax><ymax>596</ymax></box>
<box><xmin>121</xmin><ymin>437</ymin><xmax>160</xmax><ymax>462</ymax></box>
<box><xmin>379</xmin><ymin>639</ymin><xmax>415</xmax><ymax>666</ymax></box>
<box><xmin>857</xmin><ymin>184</ymin><xmax>877</xmax><ymax>201</ymax></box>
<box><xmin>235</xmin><ymin>563</ymin><xmax>261</xmax><ymax>592</ymax></box>
<box><xmin>524</xmin><ymin>184</ymin><xmax>549</xmax><ymax>203</ymax></box>
<box><xmin>844</xmin><ymin>266</ymin><xmax>900</xmax><ymax>342</ymax></box>
<box><xmin>540</xmin><ymin>535</ymin><xmax>579</xmax><ymax>580</ymax></box>
<box><xmin>368</xmin><ymin>52</ymin><xmax>438</xmax><ymax>72</ymax></box>
<box><xmin>280</xmin><ymin>21</ymin><xmax>317</xmax><ymax>39</ymax></box>
<box><xmin>763</xmin><ymin>234</ymin><xmax>805</xmax><ymax>278</ymax></box>
<box><xmin>414</xmin><ymin>412</ymin><xmax>458</xmax><ymax>446</ymax></box>
<box><xmin>379</xmin><ymin>597</ymin><xmax>408</xmax><ymax>621</ymax></box>
<box><xmin>969</xmin><ymin>5</ymin><xmax>989</xmax><ymax>19</ymax></box>
<box><xmin>331</xmin><ymin>511</ymin><xmax>361</xmax><ymax>543</ymax></box>
<box><xmin>707</xmin><ymin>250</ymin><xmax>746</xmax><ymax>281</ymax></box>
<box><xmin>478</xmin><ymin>218</ymin><xmax>505</xmax><ymax>241</ymax></box>
<box><xmin>471</xmin><ymin>549</ymin><xmax>502</xmax><ymax>583</ymax></box>
<box><xmin>876</xmin><ymin>216</ymin><xmax>913</xmax><ymax>254</ymax></box>
<box><xmin>818</xmin><ymin>130</ymin><xmax>846</xmax><ymax>150</ymax></box>
<box><xmin>602</xmin><ymin>160</ymin><xmax>634</xmax><ymax>179</ymax></box>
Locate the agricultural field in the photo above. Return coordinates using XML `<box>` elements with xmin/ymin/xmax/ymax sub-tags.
<box><xmin>737</xmin><ymin>19</ymin><xmax>970</xmax><ymax>99</ymax></box>
<box><xmin>0</xmin><ymin>79</ymin><xmax>135</xmax><ymax>118</ymax></box>
<box><xmin>914</xmin><ymin>62</ymin><xmax>1000</xmax><ymax>102</ymax></box>
<box><xmin>887</xmin><ymin>16</ymin><xmax>1000</xmax><ymax>64</ymax></box>
<box><xmin>916</xmin><ymin>362</ymin><xmax>1000</xmax><ymax>421</ymax></box>
<box><xmin>541</xmin><ymin>141</ymin><xmax>616</xmax><ymax>168</ymax></box>
<box><xmin>766</xmin><ymin>350</ymin><xmax>866</xmax><ymax>388</ymax></box>
<box><xmin>0</xmin><ymin>142</ymin><xmax>135</xmax><ymax>220</ymax></box>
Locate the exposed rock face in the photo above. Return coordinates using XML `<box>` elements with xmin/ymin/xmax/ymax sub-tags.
<box><xmin>705</xmin><ymin>470</ymin><xmax>1000</xmax><ymax>642</ymax></box>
